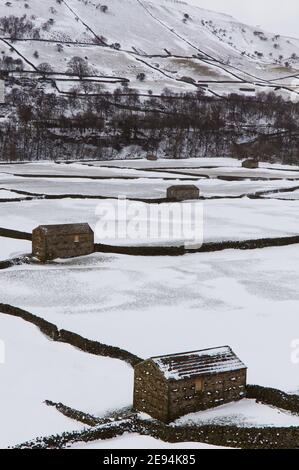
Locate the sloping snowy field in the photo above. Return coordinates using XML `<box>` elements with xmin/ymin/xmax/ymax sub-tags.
<box><xmin>0</xmin><ymin>315</ymin><xmax>133</xmax><ymax>448</ymax></box>
<box><xmin>1</xmin><ymin>245</ymin><xmax>299</xmax><ymax>393</ymax></box>
<box><xmin>2</xmin><ymin>244</ymin><xmax>299</xmax><ymax>447</ymax></box>
<box><xmin>174</xmin><ymin>399</ymin><xmax>299</xmax><ymax>428</ymax></box>
<box><xmin>0</xmin><ymin>237</ymin><xmax>31</xmax><ymax>261</ymax></box>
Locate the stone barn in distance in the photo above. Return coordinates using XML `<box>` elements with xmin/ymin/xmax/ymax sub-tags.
<box><xmin>133</xmin><ymin>346</ymin><xmax>247</xmax><ymax>423</ymax></box>
<box><xmin>146</xmin><ymin>154</ymin><xmax>158</xmax><ymax>161</ymax></box>
<box><xmin>167</xmin><ymin>185</ymin><xmax>200</xmax><ymax>201</ymax></box>
<box><xmin>242</xmin><ymin>158</ymin><xmax>259</xmax><ymax>169</ymax></box>
<box><xmin>32</xmin><ymin>223</ymin><xmax>94</xmax><ymax>262</ymax></box>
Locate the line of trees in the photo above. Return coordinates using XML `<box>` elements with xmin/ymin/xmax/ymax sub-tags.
<box><xmin>0</xmin><ymin>76</ymin><xmax>298</xmax><ymax>162</ymax></box>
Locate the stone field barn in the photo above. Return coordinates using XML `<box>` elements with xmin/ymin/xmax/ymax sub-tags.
<box><xmin>134</xmin><ymin>346</ymin><xmax>247</xmax><ymax>423</ymax></box>
<box><xmin>167</xmin><ymin>185</ymin><xmax>200</xmax><ymax>201</ymax></box>
<box><xmin>32</xmin><ymin>223</ymin><xmax>94</xmax><ymax>262</ymax></box>
<box><xmin>242</xmin><ymin>159</ymin><xmax>259</xmax><ymax>169</ymax></box>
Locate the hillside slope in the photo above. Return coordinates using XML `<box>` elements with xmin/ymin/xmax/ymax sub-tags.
<box><xmin>0</xmin><ymin>0</ymin><xmax>298</xmax><ymax>96</ymax></box>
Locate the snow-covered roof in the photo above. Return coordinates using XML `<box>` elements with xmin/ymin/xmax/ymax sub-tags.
<box><xmin>152</xmin><ymin>346</ymin><xmax>246</xmax><ymax>381</ymax></box>
<box><xmin>34</xmin><ymin>223</ymin><xmax>93</xmax><ymax>235</ymax></box>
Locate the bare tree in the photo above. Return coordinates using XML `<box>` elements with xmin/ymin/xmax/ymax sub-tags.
<box><xmin>66</xmin><ymin>56</ymin><xmax>95</xmax><ymax>79</ymax></box>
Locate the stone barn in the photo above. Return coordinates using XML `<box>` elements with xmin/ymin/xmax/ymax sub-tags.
<box><xmin>133</xmin><ymin>346</ymin><xmax>247</xmax><ymax>423</ymax></box>
<box><xmin>146</xmin><ymin>154</ymin><xmax>158</xmax><ymax>161</ymax></box>
<box><xmin>167</xmin><ymin>185</ymin><xmax>200</xmax><ymax>201</ymax></box>
<box><xmin>32</xmin><ymin>223</ymin><xmax>94</xmax><ymax>262</ymax></box>
<box><xmin>242</xmin><ymin>158</ymin><xmax>259</xmax><ymax>169</ymax></box>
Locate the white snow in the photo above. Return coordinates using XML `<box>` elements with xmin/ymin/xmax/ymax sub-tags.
<box><xmin>0</xmin><ymin>315</ymin><xmax>133</xmax><ymax>448</ymax></box>
<box><xmin>153</xmin><ymin>346</ymin><xmax>246</xmax><ymax>380</ymax></box>
<box><xmin>174</xmin><ymin>399</ymin><xmax>299</xmax><ymax>428</ymax></box>
<box><xmin>1</xmin><ymin>245</ymin><xmax>299</xmax><ymax>393</ymax></box>
<box><xmin>0</xmin><ymin>163</ymin><xmax>188</xmax><ymax>179</ymax></box>
<box><xmin>0</xmin><ymin>195</ymin><xmax>299</xmax><ymax>247</ymax></box>
<box><xmin>0</xmin><ymin>189</ymin><xmax>26</xmax><ymax>200</ymax></box>
<box><xmin>0</xmin><ymin>237</ymin><xmax>31</xmax><ymax>261</ymax></box>
<box><xmin>0</xmin><ymin>0</ymin><xmax>298</xmax><ymax>96</ymax></box>
<box><xmin>92</xmin><ymin>158</ymin><xmax>239</xmax><ymax>168</ymax></box>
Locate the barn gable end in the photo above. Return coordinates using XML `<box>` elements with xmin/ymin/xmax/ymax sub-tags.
<box><xmin>133</xmin><ymin>359</ymin><xmax>169</xmax><ymax>422</ymax></box>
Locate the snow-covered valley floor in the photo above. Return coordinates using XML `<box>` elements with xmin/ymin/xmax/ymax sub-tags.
<box><xmin>1</xmin><ymin>158</ymin><xmax>299</xmax><ymax>449</ymax></box>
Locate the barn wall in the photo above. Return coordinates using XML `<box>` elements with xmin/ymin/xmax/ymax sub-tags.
<box><xmin>46</xmin><ymin>233</ymin><xmax>94</xmax><ymax>259</ymax></box>
<box><xmin>32</xmin><ymin>229</ymin><xmax>47</xmax><ymax>261</ymax></box>
<box><xmin>32</xmin><ymin>230</ymin><xmax>94</xmax><ymax>261</ymax></box>
<box><xmin>168</xmin><ymin>369</ymin><xmax>247</xmax><ymax>421</ymax></box>
<box><xmin>242</xmin><ymin>159</ymin><xmax>259</xmax><ymax>169</ymax></box>
<box><xmin>133</xmin><ymin>360</ymin><xmax>169</xmax><ymax>422</ymax></box>
<box><xmin>167</xmin><ymin>187</ymin><xmax>200</xmax><ymax>201</ymax></box>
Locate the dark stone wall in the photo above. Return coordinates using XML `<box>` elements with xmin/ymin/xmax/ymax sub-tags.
<box><xmin>95</xmin><ymin>234</ymin><xmax>299</xmax><ymax>257</ymax></box>
<box><xmin>136</xmin><ymin>419</ymin><xmax>299</xmax><ymax>449</ymax></box>
<box><xmin>14</xmin><ymin>415</ymin><xmax>299</xmax><ymax>449</ymax></box>
<box><xmin>247</xmin><ymin>384</ymin><xmax>299</xmax><ymax>414</ymax></box>
<box><xmin>0</xmin><ymin>226</ymin><xmax>32</xmax><ymax>241</ymax></box>
<box><xmin>0</xmin><ymin>303</ymin><xmax>59</xmax><ymax>340</ymax></box>
<box><xmin>59</xmin><ymin>329</ymin><xmax>141</xmax><ymax>367</ymax></box>
<box><xmin>133</xmin><ymin>360</ymin><xmax>169</xmax><ymax>422</ymax></box>
<box><xmin>0</xmin><ymin>303</ymin><xmax>142</xmax><ymax>367</ymax></box>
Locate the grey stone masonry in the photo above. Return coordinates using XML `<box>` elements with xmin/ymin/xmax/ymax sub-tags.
<box><xmin>167</xmin><ymin>185</ymin><xmax>200</xmax><ymax>201</ymax></box>
<box><xmin>32</xmin><ymin>223</ymin><xmax>94</xmax><ymax>261</ymax></box>
<box><xmin>242</xmin><ymin>159</ymin><xmax>259</xmax><ymax>169</ymax></box>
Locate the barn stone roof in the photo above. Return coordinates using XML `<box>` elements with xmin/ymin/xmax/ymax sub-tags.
<box><xmin>151</xmin><ymin>346</ymin><xmax>246</xmax><ymax>380</ymax></box>
<box><xmin>167</xmin><ymin>185</ymin><xmax>199</xmax><ymax>191</ymax></box>
<box><xmin>34</xmin><ymin>223</ymin><xmax>93</xmax><ymax>235</ymax></box>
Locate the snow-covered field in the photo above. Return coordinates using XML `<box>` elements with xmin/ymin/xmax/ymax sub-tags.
<box><xmin>0</xmin><ymin>162</ymin><xmax>190</xmax><ymax>179</ymax></box>
<box><xmin>1</xmin><ymin>245</ymin><xmax>299</xmax><ymax>392</ymax></box>
<box><xmin>0</xmin><ymin>315</ymin><xmax>133</xmax><ymax>448</ymax></box>
<box><xmin>174</xmin><ymin>399</ymin><xmax>299</xmax><ymax>428</ymax></box>
<box><xmin>0</xmin><ymin>237</ymin><xmax>31</xmax><ymax>261</ymax></box>
<box><xmin>0</xmin><ymin>196</ymin><xmax>298</xmax><ymax>246</ymax></box>
<box><xmin>1</xmin><ymin>157</ymin><xmax>299</xmax><ymax>449</ymax></box>
<box><xmin>2</xmin><ymin>176</ymin><xmax>298</xmax><ymax>199</ymax></box>
<box><xmin>0</xmin><ymin>189</ymin><xmax>27</xmax><ymax>200</ymax></box>
<box><xmin>89</xmin><ymin>158</ymin><xmax>299</xmax><ymax>170</ymax></box>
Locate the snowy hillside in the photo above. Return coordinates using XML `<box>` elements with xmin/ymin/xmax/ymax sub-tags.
<box><xmin>0</xmin><ymin>0</ymin><xmax>298</xmax><ymax>96</ymax></box>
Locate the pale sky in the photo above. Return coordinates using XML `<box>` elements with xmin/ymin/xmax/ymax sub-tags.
<box><xmin>188</xmin><ymin>1</ymin><xmax>299</xmax><ymax>39</ymax></box>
